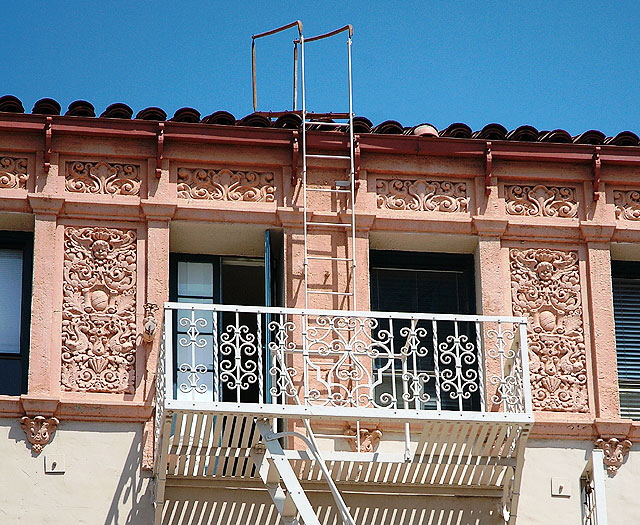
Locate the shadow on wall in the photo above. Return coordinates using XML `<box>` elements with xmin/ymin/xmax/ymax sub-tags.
<box><xmin>104</xmin><ymin>425</ymin><xmax>154</xmax><ymax>525</ymax></box>
<box><xmin>163</xmin><ymin>486</ymin><xmax>501</xmax><ymax>525</ymax></box>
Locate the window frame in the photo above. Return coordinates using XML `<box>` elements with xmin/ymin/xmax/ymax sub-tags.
<box><xmin>0</xmin><ymin>230</ymin><xmax>33</xmax><ymax>396</ymax></box>
<box><xmin>611</xmin><ymin>259</ymin><xmax>640</xmax><ymax>419</ymax></box>
<box><xmin>369</xmin><ymin>250</ymin><xmax>478</xmax><ymax>411</ymax></box>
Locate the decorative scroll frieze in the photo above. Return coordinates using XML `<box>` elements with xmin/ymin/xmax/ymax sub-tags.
<box><xmin>177</xmin><ymin>167</ymin><xmax>276</xmax><ymax>202</ymax></box>
<box><xmin>613</xmin><ymin>190</ymin><xmax>640</xmax><ymax>221</ymax></box>
<box><xmin>65</xmin><ymin>161</ymin><xmax>141</xmax><ymax>195</ymax></box>
<box><xmin>62</xmin><ymin>227</ymin><xmax>137</xmax><ymax>393</ymax></box>
<box><xmin>595</xmin><ymin>437</ymin><xmax>632</xmax><ymax>475</ymax></box>
<box><xmin>505</xmin><ymin>185</ymin><xmax>578</xmax><ymax>218</ymax></box>
<box><xmin>510</xmin><ymin>248</ymin><xmax>588</xmax><ymax>412</ymax></box>
<box><xmin>20</xmin><ymin>416</ymin><xmax>59</xmax><ymax>454</ymax></box>
<box><xmin>376</xmin><ymin>179</ymin><xmax>468</xmax><ymax>212</ymax></box>
<box><xmin>0</xmin><ymin>156</ymin><xmax>28</xmax><ymax>189</ymax></box>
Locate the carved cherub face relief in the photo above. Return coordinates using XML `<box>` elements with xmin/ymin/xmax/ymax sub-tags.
<box><xmin>535</xmin><ymin>261</ymin><xmax>554</xmax><ymax>281</ymax></box>
<box><xmin>91</xmin><ymin>240</ymin><xmax>110</xmax><ymax>260</ymax></box>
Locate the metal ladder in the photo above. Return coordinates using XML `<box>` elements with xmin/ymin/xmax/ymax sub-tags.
<box><xmin>299</xmin><ymin>25</ymin><xmax>357</xmax><ymax>310</ymax></box>
<box><xmin>252</xmin><ymin>21</ymin><xmax>358</xmax><ymax>525</ymax></box>
<box><xmin>253</xmin><ymin>21</ymin><xmax>358</xmax><ymax>310</ymax></box>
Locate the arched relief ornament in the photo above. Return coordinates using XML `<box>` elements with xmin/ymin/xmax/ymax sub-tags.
<box><xmin>505</xmin><ymin>185</ymin><xmax>578</xmax><ymax>218</ymax></box>
<box><xmin>62</xmin><ymin>226</ymin><xmax>137</xmax><ymax>393</ymax></box>
<box><xmin>65</xmin><ymin>161</ymin><xmax>141</xmax><ymax>195</ymax></box>
<box><xmin>595</xmin><ymin>437</ymin><xmax>632</xmax><ymax>476</ymax></box>
<box><xmin>376</xmin><ymin>179</ymin><xmax>468</xmax><ymax>212</ymax></box>
<box><xmin>509</xmin><ymin>248</ymin><xmax>588</xmax><ymax>412</ymax></box>
<box><xmin>613</xmin><ymin>190</ymin><xmax>640</xmax><ymax>221</ymax></box>
<box><xmin>177</xmin><ymin>167</ymin><xmax>275</xmax><ymax>202</ymax></box>
<box><xmin>0</xmin><ymin>156</ymin><xmax>28</xmax><ymax>189</ymax></box>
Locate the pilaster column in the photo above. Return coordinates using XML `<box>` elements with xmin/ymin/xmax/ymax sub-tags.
<box><xmin>26</xmin><ymin>195</ymin><xmax>64</xmax><ymax>398</ymax></box>
<box><xmin>581</xmin><ymin>223</ymin><xmax>619</xmax><ymax>418</ymax></box>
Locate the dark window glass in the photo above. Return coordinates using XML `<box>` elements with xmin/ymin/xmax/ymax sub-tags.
<box><xmin>0</xmin><ymin>232</ymin><xmax>33</xmax><ymax>396</ymax></box>
<box><xmin>370</xmin><ymin>250</ymin><xmax>477</xmax><ymax>410</ymax></box>
<box><xmin>612</xmin><ymin>261</ymin><xmax>640</xmax><ymax>420</ymax></box>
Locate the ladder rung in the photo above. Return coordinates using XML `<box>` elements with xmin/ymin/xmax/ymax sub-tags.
<box><xmin>307</xmin><ymin>256</ymin><xmax>353</xmax><ymax>262</ymax></box>
<box><xmin>304</xmin><ymin>121</ymin><xmax>347</xmax><ymax>127</ymax></box>
<box><xmin>305</xmin><ymin>112</ymin><xmax>351</xmax><ymax>119</ymax></box>
<box><xmin>306</xmin><ymin>222</ymin><xmax>351</xmax><ymax>228</ymax></box>
<box><xmin>306</xmin><ymin>154</ymin><xmax>351</xmax><ymax>160</ymax></box>
<box><xmin>307</xmin><ymin>290</ymin><xmax>354</xmax><ymax>296</ymax></box>
<box><xmin>306</xmin><ymin>187</ymin><xmax>351</xmax><ymax>193</ymax></box>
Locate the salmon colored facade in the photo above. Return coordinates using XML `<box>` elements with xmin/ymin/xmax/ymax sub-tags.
<box><xmin>0</xmin><ymin>98</ymin><xmax>639</xmax><ymax>524</ymax></box>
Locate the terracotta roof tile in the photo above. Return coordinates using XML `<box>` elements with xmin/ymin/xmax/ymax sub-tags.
<box><xmin>440</xmin><ymin>123</ymin><xmax>472</xmax><ymax>138</ymax></box>
<box><xmin>136</xmin><ymin>107</ymin><xmax>167</xmax><ymax>121</ymax></box>
<box><xmin>100</xmin><ymin>103</ymin><xmax>133</xmax><ymax>119</ymax></box>
<box><xmin>473</xmin><ymin>123</ymin><xmax>507</xmax><ymax>140</ymax></box>
<box><xmin>201</xmin><ymin>111</ymin><xmax>236</xmax><ymax>125</ymax></box>
<box><xmin>507</xmin><ymin>125</ymin><xmax>538</xmax><ymax>142</ymax></box>
<box><xmin>0</xmin><ymin>95</ymin><xmax>24</xmax><ymax>113</ymax></box>
<box><xmin>66</xmin><ymin>100</ymin><xmax>95</xmax><ymax>117</ymax></box>
<box><xmin>32</xmin><ymin>98</ymin><xmax>61</xmax><ymax>115</ymax></box>
<box><xmin>573</xmin><ymin>130</ymin><xmax>606</xmax><ymax>145</ymax></box>
<box><xmin>171</xmin><ymin>107</ymin><xmax>201</xmax><ymax>123</ymax></box>
<box><xmin>2</xmin><ymin>95</ymin><xmax>639</xmax><ymax>147</ymax></box>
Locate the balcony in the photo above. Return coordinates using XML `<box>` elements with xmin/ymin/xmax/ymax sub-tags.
<box><xmin>154</xmin><ymin>304</ymin><xmax>533</xmax><ymax>523</ymax></box>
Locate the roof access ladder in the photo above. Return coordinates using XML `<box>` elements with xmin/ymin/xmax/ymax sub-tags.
<box><xmin>253</xmin><ymin>21</ymin><xmax>358</xmax><ymax>311</ymax></box>
<box><xmin>252</xmin><ymin>21</ymin><xmax>358</xmax><ymax>525</ymax></box>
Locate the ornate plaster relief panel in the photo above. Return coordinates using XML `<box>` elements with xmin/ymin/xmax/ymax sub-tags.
<box><xmin>376</xmin><ymin>178</ymin><xmax>469</xmax><ymax>212</ymax></box>
<box><xmin>613</xmin><ymin>189</ymin><xmax>640</xmax><ymax>221</ymax></box>
<box><xmin>0</xmin><ymin>156</ymin><xmax>28</xmax><ymax>189</ymax></box>
<box><xmin>504</xmin><ymin>184</ymin><xmax>579</xmax><ymax>218</ymax></box>
<box><xmin>65</xmin><ymin>161</ymin><xmax>141</xmax><ymax>196</ymax></box>
<box><xmin>62</xmin><ymin>226</ymin><xmax>137</xmax><ymax>393</ymax></box>
<box><xmin>510</xmin><ymin>248</ymin><xmax>588</xmax><ymax>412</ymax></box>
<box><xmin>177</xmin><ymin>167</ymin><xmax>276</xmax><ymax>202</ymax></box>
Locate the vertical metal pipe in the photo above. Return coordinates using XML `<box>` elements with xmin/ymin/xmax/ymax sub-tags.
<box><xmin>252</xmin><ymin>39</ymin><xmax>257</xmax><ymax>111</ymax></box>
<box><xmin>257</xmin><ymin>313</ymin><xmax>263</xmax><ymax>403</ymax></box>
<box><xmin>293</xmin><ymin>43</ymin><xmax>299</xmax><ymax>111</ymax></box>
<box><xmin>300</xmin><ymin>35</ymin><xmax>309</xmax><ymax>309</ymax></box>
<box><xmin>476</xmin><ymin>321</ymin><xmax>485</xmax><ymax>411</ymax></box>
<box><xmin>165</xmin><ymin>307</ymin><xmax>174</xmax><ymax>403</ymax></box>
<box><xmin>347</xmin><ymin>35</ymin><xmax>357</xmax><ymax>311</ymax></box>
<box><xmin>212</xmin><ymin>309</ymin><xmax>219</xmax><ymax>402</ymax></box>
<box><xmin>433</xmin><ymin>319</ymin><xmax>441</xmax><ymax>411</ymax></box>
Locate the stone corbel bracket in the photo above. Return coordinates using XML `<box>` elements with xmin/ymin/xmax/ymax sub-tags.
<box><xmin>344</xmin><ymin>423</ymin><xmax>383</xmax><ymax>453</ymax></box>
<box><xmin>595</xmin><ymin>437</ymin><xmax>632</xmax><ymax>476</ymax></box>
<box><xmin>142</xmin><ymin>302</ymin><xmax>159</xmax><ymax>343</ymax></box>
<box><xmin>20</xmin><ymin>415</ymin><xmax>59</xmax><ymax>455</ymax></box>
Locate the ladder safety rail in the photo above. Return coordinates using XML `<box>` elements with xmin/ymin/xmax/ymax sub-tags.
<box><xmin>252</xmin><ymin>20</ymin><xmax>303</xmax><ymax>112</ymax></box>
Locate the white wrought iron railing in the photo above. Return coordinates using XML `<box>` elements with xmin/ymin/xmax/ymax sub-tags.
<box><xmin>157</xmin><ymin>303</ymin><xmax>532</xmax><ymax>416</ymax></box>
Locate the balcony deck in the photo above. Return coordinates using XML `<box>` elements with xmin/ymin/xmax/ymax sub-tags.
<box><xmin>154</xmin><ymin>304</ymin><xmax>533</xmax><ymax>524</ymax></box>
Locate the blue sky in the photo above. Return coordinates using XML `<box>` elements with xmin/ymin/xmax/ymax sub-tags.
<box><xmin>4</xmin><ymin>1</ymin><xmax>640</xmax><ymax>136</ymax></box>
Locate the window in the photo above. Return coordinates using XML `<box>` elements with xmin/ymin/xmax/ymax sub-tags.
<box><xmin>612</xmin><ymin>260</ymin><xmax>640</xmax><ymax>419</ymax></box>
<box><xmin>370</xmin><ymin>250</ymin><xmax>477</xmax><ymax>410</ymax></box>
<box><xmin>0</xmin><ymin>231</ymin><xmax>32</xmax><ymax>396</ymax></box>
<box><xmin>169</xmin><ymin>230</ymin><xmax>281</xmax><ymax>403</ymax></box>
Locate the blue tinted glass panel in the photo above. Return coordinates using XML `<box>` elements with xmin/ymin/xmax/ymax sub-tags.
<box><xmin>0</xmin><ymin>249</ymin><xmax>23</xmax><ymax>354</ymax></box>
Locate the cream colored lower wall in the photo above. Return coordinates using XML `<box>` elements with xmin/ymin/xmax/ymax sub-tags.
<box><xmin>4</xmin><ymin>424</ymin><xmax>639</xmax><ymax>525</ymax></box>
<box><xmin>0</xmin><ymin>419</ymin><xmax>154</xmax><ymax>525</ymax></box>
<box><xmin>163</xmin><ymin>485</ymin><xmax>502</xmax><ymax>525</ymax></box>
<box><xmin>604</xmin><ymin>446</ymin><xmax>640</xmax><ymax>524</ymax></box>
<box><xmin>519</xmin><ymin>440</ymin><xmax>639</xmax><ymax>525</ymax></box>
